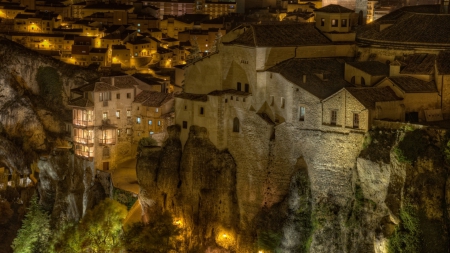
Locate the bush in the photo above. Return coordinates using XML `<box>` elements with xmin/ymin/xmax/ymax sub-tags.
<box><xmin>394</xmin><ymin>130</ymin><xmax>428</xmax><ymax>164</ymax></box>
<box><xmin>388</xmin><ymin>203</ymin><xmax>420</xmax><ymax>253</ymax></box>
<box><xmin>36</xmin><ymin>66</ymin><xmax>64</xmax><ymax>111</ymax></box>
<box><xmin>137</xmin><ymin>137</ymin><xmax>158</xmax><ymax>153</ymax></box>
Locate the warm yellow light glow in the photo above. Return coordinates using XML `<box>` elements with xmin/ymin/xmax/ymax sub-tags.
<box><xmin>259</xmin><ymin>251</ymin><xmax>263</xmax><ymax>253</ymax></box>
<box><xmin>222</xmin><ymin>234</ymin><xmax>227</xmax><ymax>238</ymax></box>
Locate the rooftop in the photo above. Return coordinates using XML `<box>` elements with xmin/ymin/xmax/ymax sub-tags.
<box><xmin>315</xmin><ymin>4</ymin><xmax>354</xmax><ymax>13</ymax></box>
<box><xmin>175</xmin><ymin>92</ymin><xmax>208</xmax><ymax>101</ymax></box>
<box><xmin>345</xmin><ymin>87</ymin><xmax>402</xmax><ymax>109</ymax></box>
<box><xmin>437</xmin><ymin>51</ymin><xmax>450</xmax><ymax>74</ymax></box>
<box><xmin>346</xmin><ymin>61</ymin><xmax>389</xmax><ymax>76</ymax></box>
<box><xmin>68</xmin><ymin>97</ymin><xmax>94</xmax><ymax>107</ymax></box>
<box><xmin>400</xmin><ymin>53</ymin><xmax>436</xmax><ymax>75</ymax></box>
<box><xmin>228</xmin><ymin>23</ymin><xmax>331</xmax><ymax>47</ymax></box>
<box><xmin>133</xmin><ymin>91</ymin><xmax>173</xmax><ymax>107</ymax></box>
<box><xmin>387</xmin><ymin>76</ymin><xmax>437</xmax><ymax>93</ymax></box>
<box><xmin>100</xmin><ymin>76</ymin><xmax>138</xmax><ymax>89</ymax></box>
<box><xmin>268</xmin><ymin>58</ymin><xmax>352</xmax><ymax>99</ymax></box>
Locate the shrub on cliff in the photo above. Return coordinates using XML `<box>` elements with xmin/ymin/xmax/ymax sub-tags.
<box><xmin>388</xmin><ymin>203</ymin><xmax>420</xmax><ymax>253</ymax></box>
<box><xmin>36</xmin><ymin>66</ymin><xmax>64</xmax><ymax>112</ymax></box>
<box><xmin>122</xmin><ymin>211</ymin><xmax>181</xmax><ymax>253</ymax></box>
<box><xmin>11</xmin><ymin>194</ymin><xmax>51</xmax><ymax>253</ymax></box>
<box><xmin>394</xmin><ymin>130</ymin><xmax>428</xmax><ymax>164</ymax></box>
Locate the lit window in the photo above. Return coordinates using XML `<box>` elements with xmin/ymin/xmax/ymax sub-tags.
<box><xmin>116</xmin><ymin>110</ymin><xmax>120</xmax><ymax>118</ymax></box>
<box><xmin>150</xmin><ymin>131</ymin><xmax>154</xmax><ymax>135</ymax></box>
<box><xmin>299</xmin><ymin>107</ymin><xmax>305</xmax><ymax>121</ymax></box>
<box><xmin>102</xmin><ymin>112</ymin><xmax>108</xmax><ymax>120</ymax></box>
<box><xmin>137</xmin><ymin>117</ymin><xmax>141</xmax><ymax>124</ymax></box>
<box><xmin>331</xmin><ymin>19</ymin><xmax>338</xmax><ymax>27</ymax></box>
<box><xmin>149</xmin><ymin>120</ymin><xmax>152</xmax><ymax>125</ymax></box>
<box><xmin>138</xmin><ymin>23</ymin><xmax>140</xmax><ymax>26</ymax></box>
<box><xmin>127</xmin><ymin>109</ymin><xmax>131</xmax><ymax>117</ymax></box>
<box><xmin>158</xmin><ymin>120</ymin><xmax>161</xmax><ymax>126</ymax></box>
<box><xmin>156</xmin><ymin>108</ymin><xmax>159</xmax><ymax>112</ymax></box>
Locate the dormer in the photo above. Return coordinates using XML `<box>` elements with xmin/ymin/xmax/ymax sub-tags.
<box><xmin>314</xmin><ymin>4</ymin><xmax>354</xmax><ymax>33</ymax></box>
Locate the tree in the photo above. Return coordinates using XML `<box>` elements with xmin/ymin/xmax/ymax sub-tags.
<box><xmin>122</xmin><ymin>211</ymin><xmax>181</xmax><ymax>253</ymax></box>
<box><xmin>0</xmin><ymin>198</ymin><xmax>13</xmax><ymax>224</ymax></box>
<box><xmin>77</xmin><ymin>198</ymin><xmax>128</xmax><ymax>253</ymax></box>
<box><xmin>12</xmin><ymin>194</ymin><xmax>51</xmax><ymax>253</ymax></box>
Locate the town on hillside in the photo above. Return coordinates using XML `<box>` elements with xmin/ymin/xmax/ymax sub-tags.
<box><xmin>1</xmin><ymin>0</ymin><xmax>450</xmax><ymax>173</ymax></box>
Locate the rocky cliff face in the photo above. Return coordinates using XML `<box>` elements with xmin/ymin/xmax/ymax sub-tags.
<box><xmin>137</xmin><ymin>124</ymin><xmax>450</xmax><ymax>253</ymax></box>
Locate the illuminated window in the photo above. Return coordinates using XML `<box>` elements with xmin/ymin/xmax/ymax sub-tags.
<box><xmin>156</xmin><ymin>108</ymin><xmax>159</xmax><ymax>112</ymax></box>
<box><xmin>148</xmin><ymin>120</ymin><xmax>152</xmax><ymax>125</ymax></box>
<box><xmin>331</xmin><ymin>19</ymin><xmax>338</xmax><ymax>27</ymax></box>
<box><xmin>299</xmin><ymin>107</ymin><xmax>305</xmax><ymax>121</ymax></box>
<box><xmin>102</xmin><ymin>112</ymin><xmax>108</xmax><ymax>120</ymax></box>
<box><xmin>127</xmin><ymin>109</ymin><xmax>131</xmax><ymax>117</ymax></box>
<box><xmin>116</xmin><ymin>110</ymin><xmax>120</xmax><ymax>118</ymax></box>
<box><xmin>137</xmin><ymin>117</ymin><xmax>141</xmax><ymax>124</ymax></box>
<box><xmin>158</xmin><ymin>120</ymin><xmax>161</xmax><ymax>126</ymax></box>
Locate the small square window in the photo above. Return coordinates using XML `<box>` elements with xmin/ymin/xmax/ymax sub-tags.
<box><xmin>116</xmin><ymin>110</ymin><xmax>120</xmax><ymax>118</ymax></box>
<box><xmin>127</xmin><ymin>109</ymin><xmax>131</xmax><ymax>117</ymax></box>
<box><xmin>331</xmin><ymin>19</ymin><xmax>338</xmax><ymax>27</ymax></box>
<box><xmin>137</xmin><ymin>117</ymin><xmax>141</xmax><ymax>124</ymax></box>
<box><xmin>182</xmin><ymin>121</ymin><xmax>188</xmax><ymax>129</ymax></box>
<box><xmin>156</xmin><ymin>108</ymin><xmax>159</xmax><ymax>112</ymax></box>
<box><xmin>116</xmin><ymin>93</ymin><xmax>120</xmax><ymax>99</ymax></box>
<box><xmin>148</xmin><ymin>120</ymin><xmax>152</xmax><ymax>125</ymax></box>
<box><xmin>127</xmin><ymin>93</ymin><xmax>131</xmax><ymax>99</ymax></box>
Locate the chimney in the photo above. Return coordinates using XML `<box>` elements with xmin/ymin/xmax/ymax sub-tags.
<box><xmin>389</xmin><ymin>62</ymin><xmax>401</xmax><ymax>77</ymax></box>
<box><xmin>303</xmin><ymin>74</ymin><xmax>307</xmax><ymax>83</ymax></box>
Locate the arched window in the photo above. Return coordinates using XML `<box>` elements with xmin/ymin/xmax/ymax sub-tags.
<box><xmin>351</xmin><ymin>76</ymin><xmax>355</xmax><ymax>84</ymax></box>
<box><xmin>233</xmin><ymin>117</ymin><xmax>240</xmax><ymax>132</ymax></box>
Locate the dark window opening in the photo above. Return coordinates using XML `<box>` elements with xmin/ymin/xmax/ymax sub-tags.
<box><xmin>361</xmin><ymin>77</ymin><xmax>366</xmax><ymax>86</ymax></box>
<box><xmin>200</xmin><ymin>107</ymin><xmax>204</xmax><ymax>115</ymax></box>
<box><xmin>331</xmin><ymin>110</ymin><xmax>337</xmax><ymax>125</ymax></box>
<box><xmin>351</xmin><ymin>76</ymin><xmax>355</xmax><ymax>84</ymax></box>
<box><xmin>237</xmin><ymin>82</ymin><xmax>241</xmax><ymax>91</ymax></box>
<box><xmin>233</xmin><ymin>117</ymin><xmax>239</xmax><ymax>132</ymax></box>
<box><xmin>245</xmin><ymin>83</ymin><xmax>249</xmax><ymax>93</ymax></box>
<box><xmin>321</xmin><ymin>18</ymin><xmax>325</xmax><ymax>26</ymax></box>
<box><xmin>341</xmin><ymin>19</ymin><xmax>347</xmax><ymax>27</ymax></box>
<box><xmin>182</xmin><ymin>121</ymin><xmax>188</xmax><ymax>129</ymax></box>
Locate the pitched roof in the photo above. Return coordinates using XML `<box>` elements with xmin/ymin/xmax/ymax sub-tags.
<box><xmin>100</xmin><ymin>76</ymin><xmax>138</xmax><ymax>89</ymax></box>
<box><xmin>357</xmin><ymin>5</ymin><xmax>450</xmax><ymax>47</ymax></box>
<box><xmin>267</xmin><ymin>58</ymin><xmax>352</xmax><ymax>99</ymax></box>
<box><xmin>134</xmin><ymin>91</ymin><xmax>173</xmax><ymax>107</ymax></box>
<box><xmin>346</xmin><ymin>61</ymin><xmax>389</xmax><ymax>76</ymax></box>
<box><xmin>208</xmin><ymin>89</ymin><xmax>251</xmax><ymax>97</ymax></box>
<box><xmin>68</xmin><ymin>97</ymin><xmax>94</xmax><ymax>107</ymax></box>
<box><xmin>228</xmin><ymin>23</ymin><xmax>331</xmax><ymax>47</ymax></box>
<box><xmin>315</xmin><ymin>4</ymin><xmax>354</xmax><ymax>13</ymax></box>
<box><xmin>175</xmin><ymin>92</ymin><xmax>208</xmax><ymax>101</ymax></box>
<box><xmin>94</xmin><ymin>82</ymin><xmax>120</xmax><ymax>92</ymax></box>
<box><xmin>388</xmin><ymin>76</ymin><xmax>437</xmax><ymax>93</ymax></box>
<box><xmin>345</xmin><ymin>87</ymin><xmax>402</xmax><ymax>109</ymax></box>
<box><xmin>436</xmin><ymin>51</ymin><xmax>450</xmax><ymax>74</ymax></box>
<box><xmin>400</xmin><ymin>53</ymin><xmax>436</xmax><ymax>75</ymax></box>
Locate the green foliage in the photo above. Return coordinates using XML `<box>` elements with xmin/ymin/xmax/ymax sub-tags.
<box><xmin>77</xmin><ymin>198</ymin><xmax>128</xmax><ymax>253</ymax></box>
<box><xmin>112</xmin><ymin>188</ymin><xmax>137</xmax><ymax>210</ymax></box>
<box><xmin>36</xmin><ymin>66</ymin><xmax>64</xmax><ymax>111</ymax></box>
<box><xmin>49</xmin><ymin>198</ymin><xmax>128</xmax><ymax>253</ymax></box>
<box><xmin>122</xmin><ymin>211</ymin><xmax>181</xmax><ymax>253</ymax></box>
<box><xmin>388</xmin><ymin>203</ymin><xmax>421</xmax><ymax>253</ymax></box>
<box><xmin>394</xmin><ymin>130</ymin><xmax>428</xmax><ymax>164</ymax></box>
<box><xmin>137</xmin><ymin>137</ymin><xmax>158</xmax><ymax>153</ymax></box>
<box><xmin>257</xmin><ymin>230</ymin><xmax>283</xmax><ymax>253</ymax></box>
<box><xmin>444</xmin><ymin>139</ymin><xmax>450</xmax><ymax>164</ymax></box>
<box><xmin>12</xmin><ymin>194</ymin><xmax>51</xmax><ymax>253</ymax></box>
<box><xmin>0</xmin><ymin>198</ymin><xmax>13</xmax><ymax>224</ymax></box>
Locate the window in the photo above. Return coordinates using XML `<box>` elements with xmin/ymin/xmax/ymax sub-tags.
<box><xmin>117</xmin><ymin>129</ymin><xmax>121</xmax><ymax>137</ymax></box>
<box><xmin>236</xmin><ymin>97</ymin><xmax>239</xmax><ymax>101</ymax></box>
<box><xmin>126</xmin><ymin>128</ymin><xmax>132</xmax><ymax>135</ymax></box>
<box><xmin>127</xmin><ymin>93</ymin><xmax>131</xmax><ymax>99</ymax></box>
<box><xmin>148</xmin><ymin>120</ymin><xmax>152</xmax><ymax>125</ymax></box>
<box><xmin>361</xmin><ymin>77</ymin><xmax>366</xmax><ymax>86</ymax></box>
<box><xmin>158</xmin><ymin>120</ymin><xmax>161</xmax><ymax>126</ymax></box>
<box><xmin>299</xmin><ymin>106</ymin><xmax>305</xmax><ymax>121</ymax></box>
<box><xmin>200</xmin><ymin>107</ymin><xmax>204</xmax><ymax>115</ymax></box>
<box><xmin>150</xmin><ymin>131</ymin><xmax>154</xmax><ymax>135</ymax></box>
<box><xmin>116</xmin><ymin>110</ymin><xmax>120</xmax><ymax>118</ymax></box>
<box><xmin>233</xmin><ymin>117</ymin><xmax>239</xmax><ymax>132</ymax></box>
<box><xmin>353</xmin><ymin>113</ymin><xmax>359</xmax><ymax>128</ymax></box>
<box><xmin>137</xmin><ymin>117</ymin><xmax>141</xmax><ymax>124</ymax></box>
<box><xmin>127</xmin><ymin>109</ymin><xmax>131</xmax><ymax>117</ymax></box>
<box><xmin>99</xmin><ymin>91</ymin><xmax>111</xmax><ymax>101</ymax></box>
<box><xmin>351</xmin><ymin>76</ymin><xmax>355</xmax><ymax>84</ymax></box>
<box><xmin>102</xmin><ymin>112</ymin><xmax>108</xmax><ymax>120</ymax></box>
<box><xmin>237</xmin><ymin>82</ymin><xmax>241</xmax><ymax>91</ymax></box>
<box><xmin>281</xmin><ymin>98</ymin><xmax>285</xmax><ymax>108</ymax></box>
<box><xmin>245</xmin><ymin>83</ymin><xmax>249</xmax><ymax>93</ymax></box>
<box><xmin>184</xmin><ymin>105</ymin><xmax>187</xmax><ymax>110</ymax></box>
<box><xmin>331</xmin><ymin>110</ymin><xmax>337</xmax><ymax>125</ymax></box>
<box><xmin>341</xmin><ymin>19</ymin><xmax>347</xmax><ymax>27</ymax></box>
<box><xmin>321</xmin><ymin>18</ymin><xmax>325</xmax><ymax>26</ymax></box>
<box><xmin>182</xmin><ymin>121</ymin><xmax>188</xmax><ymax>129</ymax></box>
<box><xmin>270</xmin><ymin>95</ymin><xmax>274</xmax><ymax>106</ymax></box>
<box><xmin>231</xmin><ymin>96</ymin><xmax>233</xmax><ymax>100</ymax></box>
<box><xmin>116</xmin><ymin>93</ymin><xmax>120</xmax><ymax>99</ymax></box>
<box><xmin>156</xmin><ymin>108</ymin><xmax>159</xmax><ymax>112</ymax></box>
<box><xmin>225</xmin><ymin>99</ymin><xmax>228</xmax><ymax>103</ymax></box>
<box><xmin>331</xmin><ymin>19</ymin><xmax>338</xmax><ymax>27</ymax></box>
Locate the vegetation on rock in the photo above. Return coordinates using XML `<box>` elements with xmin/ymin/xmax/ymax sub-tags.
<box><xmin>36</xmin><ymin>66</ymin><xmax>64</xmax><ymax>112</ymax></box>
<box><xmin>394</xmin><ymin>129</ymin><xmax>428</xmax><ymax>164</ymax></box>
<box><xmin>12</xmin><ymin>194</ymin><xmax>51</xmax><ymax>253</ymax></box>
<box><xmin>388</xmin><ymin>202</ymin><xmax>421</xmax><ymax>253</ymax></box>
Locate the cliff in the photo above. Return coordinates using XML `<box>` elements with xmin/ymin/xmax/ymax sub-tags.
<box><xmin>137</xmin><ymin>124</ymin><xmax>450</xmax><ymax>253</ymax></box>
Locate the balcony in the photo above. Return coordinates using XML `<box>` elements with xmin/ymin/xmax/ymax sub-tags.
<box><xmin>73</xmin><ymin>136</ymin><xmax>94</xmax><ymax>145</ymax></box>
<box><xmin>73</xmin><ymin>119</ymin><xmax>94</xmax><ymax>127</ymax></box>
<box><xmin>75</xmin><ymin>149</ymin><xmax>94</xmax><ymax>158</ymax></box>
<box><xmin>99</xmin><ymin>137</ymin><xmax>116</xmax><ymax>145</ymax></box>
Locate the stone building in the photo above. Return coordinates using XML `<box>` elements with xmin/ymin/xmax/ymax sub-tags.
<box><xmin>68</xmin><ymin>75</ymin><xmax>173</xmax><ymax>170</ymax></box>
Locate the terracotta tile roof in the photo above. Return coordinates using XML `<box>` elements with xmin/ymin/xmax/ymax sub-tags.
<box><xmin>94</xmin><ymin>82</ymin><xmax>120</xmax><ymax>92</ymax></box>
<box><xmin>100</xmin><ymin>76</ymin><xmax>137</xmax><ymax>89</ymax></box>
<box><xmin>388</xmin><ymin>76</ymin><xmax>437</xmax><ymax>93</ymax></box>
<box><xmin>175</xmin><ymin>92</ymin><xmax>208</xmax><ymax>101</ymax></box>
<box><xmin>134</xmin><ymin>91</ymin><xmax>173</xmax><ymax>107</ymax></box>
<box><xmin>400</xmin><ymin>54</ymin><xmax>436</xmax><ymax>74</ymax></box>
<box><xmin>346</xmin><ymin>61</ymin><xmax>389</xmax><ymax>76</ymax></box>
<box><xmin>228</xmin><ymin>23</ymin><xmax>331</xmax><ymax>47</ymax></box>
<box><xmin>267</xmin><ymin>58</ymin><xmax>352</xmax><ymax>99</ymax></box>
<box><xmin>68</xmin><ymin>97</ymin><xmax>94</xmax><ymax>107</ymax></box>
<box><xmin>208</xmin><ymin>89</ymin><xmax>251</xmax><ymax>97</ymax></box>
<box><xmin>315</xmin><ymin>4</ymin><xmax>354</xmax><ymax>13</ymax></box>
<box><xmin>437</xmin><ymin>51</ymin><xmax>450</xmax><ymax>74</ymax></box>
<box><xmin>356</xmin><ymin>5</ymin><xmax>450</xmax><ymax>47</ymax></box>
<box><xmin>83</xmin><ymin>3</ymin><xmax>133</xmax><ymax>10</ymax></box>
<box><xmin>345</xmin><ymin>87</ymin><xmax>402</xmax><ymax>109</ymax></box>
